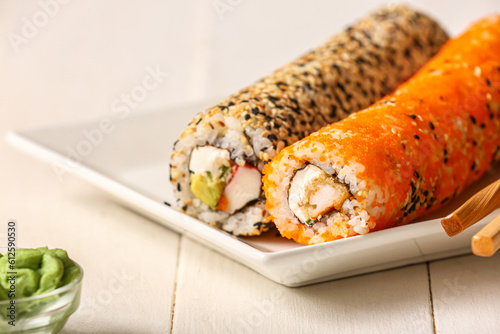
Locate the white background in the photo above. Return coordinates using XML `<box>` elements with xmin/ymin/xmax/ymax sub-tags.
<box><xmin>1</xmin><ymin>0</ymin><xmax>500</xmax><ymax>333</ymax></box>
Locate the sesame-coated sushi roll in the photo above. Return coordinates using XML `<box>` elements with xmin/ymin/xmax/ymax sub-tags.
<box><xmin>263</xmin><ymin>15</ymin><xmax>500</xmax><ymax>245</ymax></box>
<box><xmin>170</xmin><ymin>5</ymin><xmax>448</xmax><ymax>236</ymax></box>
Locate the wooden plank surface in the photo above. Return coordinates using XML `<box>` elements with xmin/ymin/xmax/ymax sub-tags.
<box><xmin>429</xmin><ymin>254</ymin><xmax>500</xmax><ymax>334</ymax></box>
<box><xmin>172</xmin><ymin>238</ymin><xmax>434</xmax><ymax>334</ymax></box>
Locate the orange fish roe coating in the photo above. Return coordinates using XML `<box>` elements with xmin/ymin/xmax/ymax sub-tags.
<box><xmin>263</xmin><ymin>15</ymin><xmax>500</xmax><ymax>245</ymax></box>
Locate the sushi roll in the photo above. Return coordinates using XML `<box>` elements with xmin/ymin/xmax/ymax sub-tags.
<box><xmin>170</xmin><ymin>5</ymin><xmax>448</xmax><ymax>236</ymax></box>
<box><xmin>263</xmin><ymin>15</ymin><xmax>500</xmax><ymax>245</ymax></box>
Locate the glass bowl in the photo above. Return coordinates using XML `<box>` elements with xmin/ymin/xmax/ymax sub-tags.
<box><xmin>0</xmin><ymin>262</ymin><xmax>83</xmax><ymax>334</ymax></box>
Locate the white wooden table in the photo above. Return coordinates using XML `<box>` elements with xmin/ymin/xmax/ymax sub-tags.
<box><xmin>1</xmin><ymin>1</ymin><xmax>499</xmax><ymax>333</ymax></box>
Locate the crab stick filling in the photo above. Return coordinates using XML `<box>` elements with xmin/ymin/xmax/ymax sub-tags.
<box><xmin>288</xmin><ymin>165</ymin><xmax>349</xmax><ymax>226</ymax></box>
<box><xmin>189</xmin><ymin>146</ymin><xmax>262</xmax><ymax>214</ymax></box>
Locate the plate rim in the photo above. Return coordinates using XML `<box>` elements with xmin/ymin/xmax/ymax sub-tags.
<box><xmin>6</xmin><ymin>106</ymin><xmax>497</xmax><ymax>286</ymax></box>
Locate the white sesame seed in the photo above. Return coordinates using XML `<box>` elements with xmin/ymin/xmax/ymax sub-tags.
<box><xmin>474</xmin><ymin>66</ymin><xmax>481</xmax><ymax>77</ymax></box>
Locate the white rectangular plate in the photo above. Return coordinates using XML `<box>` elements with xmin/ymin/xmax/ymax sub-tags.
<box><xmin>7</xmin><ymin>100</ymin><xmax>500</xmax><ymax>287</ymax></box>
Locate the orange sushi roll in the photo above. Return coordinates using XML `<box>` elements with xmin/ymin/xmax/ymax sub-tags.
<box><xmin>263</xmin><ymin>15</ymin><xmax>500</xmax><ymax>245</ymax></box>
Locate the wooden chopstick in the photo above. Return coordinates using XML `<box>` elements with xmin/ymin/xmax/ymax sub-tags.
<box><xmin>441</xmin><ymin>178</ymin><xmax>500</xmax><ymax>237</ymax></box>
<box><xmin>472</xmin><ymin>213</ymin><xmax>500</xmax><ymax>256</ymax></box>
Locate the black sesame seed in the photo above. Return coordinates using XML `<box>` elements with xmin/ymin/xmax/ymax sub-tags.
<box><xmin>429</xmin><ymin>122</ymin><xmax>435</xmax><ymax>130</ymax></box>
<box><xmin>423</xmin><ymin>190</ymin><xmax>429</xmax><ymax>197</ymax></box>
<box><xmin>268</xmin><ymin>95</ymin><xmax>279</xmax><ymax>102</ymax></box>
<box><xmin>182</xmin><ymin>205</ymin><xmax>188</xmax><ymax>211</ymax></box>
<box><xmin>355</xmin><ymin>57</ymin><xmax>370</xmax><ymax>66</ymax></box>
<box><xmin>253</xmin><ymin>222</ymin><xmax>264</xmax><ymax>229</ymax></box>
<box><xmin>163</xmin><ymin>201</ymin><xmax>171</xmax><ymax>207</ymax></box>
<box><xmin>414</xmin><ymin>171</ymin><xmax>420</xmax><ymax>179</ymax></box>
<box><xmin>381</xmin><ymin>76</ymin><xmax>389</xmax><ymax>88</ymax></box>
<box><xmin>300</xmin><ymin>120</ymin><xmax>307</xmax><ymax>126</ymax></box>
<box><xmin>414</xmin><ymin>135</ymin><xmax>420</xmax><ymax>140</ymax></box>
<box><xmin>409</xmin><ymin>203</ymin><xmax>416</xmax><ymax>213</ymax></box>
<box><xmin>440</xmin><ymin>197</ymin><xmax>449</xmax><ymax>205</ymax></box>
<box><xmin>177</xmin><ymin>183</ymin><xmax>181</xmax><ymax>192</ymax></box>
<box><xmin>409</xmin><ymin>114</ymin><xmax>417</xmax><ymax>119</ymax></box>
<box><xmin>266</xmin><ymin>125</ymin><xmax>271</xmax><ymax>131</ymax></box>
<box><xmin>444</xmin><ymin>149</ymin><xmax>448</xmax><ymax>155</ymax></box>
<box><xmin>336</xmin><ymin>83</ymin><xmax>348</xmax><ymax>95</ymax></box>
<box><xmin>244</xmin><ymin>114</ymin><xmax>251</xmax><ymax>120</ymax></box>
<box><xmin>334</xmin><ymin>94</ymin><xmax>348</xmax><ymax>112</ymax></box>
<box><xmin>470</xmin><ymin>115</ymin><xmax>477</xmax><ymax>124</ymax></box>
<box><xmin>471</xmin><ymin>161</ymin><xmax>477</xmax><ymax>170</ymax></box>
<box><xmin>486</xmin><ymin>79</ymin><xmax>491</xmax><ymax>86</ymax></box>
<box><xmin>267</xmin><ymin>134</ymin><xmax>278</xmax><ymax>141</ymax></box>
<box><xmin>480</xmin><ymin>123</ymin><xmax>486</xmax><ymax>129</ymax></box>
<box><xmin>444</xmin><ymin>157</ymin><xmax>448</xmax><ymax>164</ymax></box>
<box><xmin>413</xmin><ymin>37</ymin><xmax>423</xmax><ymax>49</ymax></box>
<box><xmin>196</xmin><ymin>118</ymin><xmax>202</xmax><ymax>125</ymax></box>
<box><xmin>331</xmin><ymin>63</ymin><xmax>341</xmax><ymax>75</ymax></box>
<box><xmin>228</xmin><ymin>102</ymin><xmax>235</xmax><ymax>106</ymax></box>
<box><xmin>410</xmin><ymin>182</ymin><xmax>416</xmax><ymax>195</ymax></box>
<box><xmin>251</xmin><ymin>108</ymin><xmax>259</xmax><ymax>115</ymax></box>
<box><xmin>473</xmin><ymin>140</ymin><xmax>477</xmax><ymax>146</ymax></box>
<box><xmin>404</xmin><ymin>48</ymin><xmax>411</xmax><ymax>58</ymax></box>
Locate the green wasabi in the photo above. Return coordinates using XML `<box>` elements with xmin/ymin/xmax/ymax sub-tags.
<box><xmin>0</xmin><ymin>247</ymin><xmax>81</xmax><ymax>301</ymax></box>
